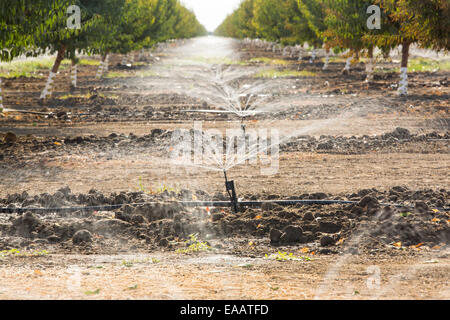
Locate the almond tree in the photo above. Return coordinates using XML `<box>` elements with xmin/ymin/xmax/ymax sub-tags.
<box><xmin>370</xmin><ymin>0</ymin><xmax>449</xmax><ymax>95</ymax></box>
<box><xmin>215</xmin><ymin>0</ymin><xmax>257</xmax><ymax>39</ymax></box>
<box><xmin>321</xmin><ymin>0</ymin><xmax>391</xmax><ymax>77</ymax></box>
<box><xmin>297</xmin><ymin>0</ymin><xmax>327</xmax><ymax>64</ymax></box>
<box><xmin>0</xmin><ymin>0</ymin><xmax>69</xmax><ymax>107</ymax></box>
<box><xmin>33</xmin><ymin>0</ymin><xmax>109</xmax><ymax>99</ymax></box>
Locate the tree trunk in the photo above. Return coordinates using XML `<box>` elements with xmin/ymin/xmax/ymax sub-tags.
<box><xmin>104</xmin><ymin>54</ymin><xmax>109</xmax><ymax>74</ymax></box>
<box><xmin>342</xmin><ymin>50</ymin><xmax>353</xmax><ymax>75</ymax></box>
<box><xmin>52</xmin><ymin>44</ymin><xmax>66</xmax><ymax>74</ymax></box>
<box><xmin>401</xmin><ymin>41</ymin><xmax>411</xmax><ymax>68</ymax></box>
<box><xmin>323</xmin><ymin>48</ymin><xmax>330</xmax><ymax>70</ymax></box>
<box><xmin>365</xmin><ymin>46</ymin><xmax>375</xmax><ymax>83</ymax></box>
<box><xmin>0</xmin><ymin>78</ymin><xmax>4</xmax><ymax>109</ymax></box>
<box><xmin>40</xmin><ymin>44</ymin><xmax>66</xmax><ymax>99</ymax></box>
<box><xmin>70</xmin><ymin>58</ymin><xmax>77</xmax><ymax>90</ymax></box>
<box><xmin>398</xmin><ymin>41</ymin><xmax>411</xmax><ymax>96</ymax></box>
<box><xmin>96</xmin><ymin>53</ymin><xmax>108</xmax><ymax>79</ymax></box>
<box><xmin>309</xmin><ymin>48</ymin><xmax>316</xmax><ymax>64</ymax></box>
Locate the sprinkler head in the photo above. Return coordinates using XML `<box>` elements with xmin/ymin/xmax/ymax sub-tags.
<box><xmin>241</xmin><ymin>123</ymin><xmax>246</xmax><ymax>137</ymax></box>
<box><xmin>224</xmin><ymin>170</ymin><xmax>239</xmax><ymax>213</ymax></box>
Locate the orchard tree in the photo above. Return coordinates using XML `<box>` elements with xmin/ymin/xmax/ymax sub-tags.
<box><xmin>0</xmin><ymin>0</ymin><xmax>70</xmax><ymax>107</ymax></box>
<box><xmin>321</xmin><ymin>0</ymin><xmax>392</xmax><ymax>77</ymax></box>
<box><xmin>369</xmin><ymin>0</ymin><xmax>449</xmax><ymax>95</ymax></box>
<box><xmin>297</xmin><ymin>0</ymin><xmax>326</xmax><ymax>64</ymax></box>
<box><xmin>33</xmin><ymin>0</ymin><xmax>112</xmax><ymax>98</ymax></box>
<box><xmin>252</xmin><ymin>0</ymin><xmax>291</xmax><ymax>42</ymax></box>
<box><xmin>215</xmin><ymin>0</ymin><xmax>257</xmax><ymax>39</ymax></box>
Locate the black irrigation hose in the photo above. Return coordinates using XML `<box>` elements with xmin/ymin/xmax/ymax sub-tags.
<box><xmin>0</xmin><ymin>199</ymin><xmax>449</xmax><ymax>214</ymax></box>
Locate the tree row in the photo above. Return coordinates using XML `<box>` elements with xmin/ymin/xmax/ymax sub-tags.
<box><xmin>216</xmin><ymin>0</ymin><xmax>449</xmax><ymax>95</ymax></box>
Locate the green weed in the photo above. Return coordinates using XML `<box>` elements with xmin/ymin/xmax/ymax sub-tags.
<box><xmin>0</xmin><ymin>58</ymin><xmax>70</xmax><ymax>78</ymax></box>
<box><xmin>264</xmin><ymin>251</ymin><xmax>311</xmax><ymax>262</ymax></box>
<box><xmin>0</xmin><ymin>249</ymin><xmax>48</xmax><ymax>258</ymax></box>
<box><xmin>176</xmin><ymin>234</ymin><xmax>211</xmax><ymax>254</ymax></box>
<box><xmin>254</xmin><ymin>69</ymin><xmax>316</xmax><ymax>78</ymax></box>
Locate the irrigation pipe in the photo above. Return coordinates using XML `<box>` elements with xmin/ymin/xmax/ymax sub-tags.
<box><xmin>0</xmin><ymin>199</ymin><xmax>448</xmax><ymax>214</ymax></box>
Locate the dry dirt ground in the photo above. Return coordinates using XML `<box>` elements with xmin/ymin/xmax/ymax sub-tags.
<box><xmin>0</xmin><ymin>37</ymin><xmax>448</xmax><ymax>300</ymax></box>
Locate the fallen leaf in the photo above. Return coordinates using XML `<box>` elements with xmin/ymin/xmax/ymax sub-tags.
<box><xmin>300</xmin><ymin>247</ymin><xmax>309</xmax><ymax>254</ymax></box>
<box><xmin>393</xmin><ymin>242</ymin><xmax>402</xmax><ymax>248</ymax></box>
<box><xmin>54</xmin><ymin>142</ymin><xmax>61</xmax><ymax>146</ymax></box>
<box><xmin>431</xmin><ymin>218</ymin><xmax>440</xmax><ymax>222</ymax></box>
<box><xmin>255</xmin><ymin>215</ymin><xmax>262</xmax><ymax>220</ymax></box>
<box><xmin>34</xmin><ymin>270</ymin><xmax>43</xmax><ymax>276</ymax></box>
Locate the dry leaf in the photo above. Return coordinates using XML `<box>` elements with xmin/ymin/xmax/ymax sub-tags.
<box><xmin>255</xmin><ymin>215</ymin><xmax>262</xmax><ymax>220</ymax></box>
<box><xmin>393</xmin><ymin>242</ymin><xmax>402</xmax><ymax>248</ymax></box>
<box><xmin>300</xmin><ymin>247</ymin><xmax>309</xmax><ymax>253</ymax></box>
<box><xmin>431</xmin><ymin>218</ymin><xmax>440</xmax><ymax>222</ymax></box>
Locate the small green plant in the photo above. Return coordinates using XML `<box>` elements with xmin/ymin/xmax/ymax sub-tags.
<box><xmin>0</xmin><ymin>58</ymin><xmax>70</xmax><ymax>78</ymax></box>
<box><xmin>155</xmin><ymin>184</ymin><xmax>179</xmax><ymax>194</ymax></box>
<box><xmin>122</xmin><ymin>260</ymin><xmax>134</xmax><ymax>268</ymax></box>
<box><xmin>126</xmin><ymin>284</ymin><xmax>138</xmax><ymax>290</ymax></box>
<box><xmin>254</xmin><ymin>69</ymin><xmax>316</xmax><ymax>78</ymax></box>
<box><xmin>267</xmin><ymin>283</ymin><xmax>279</xmax><ymax>291</ymax></box>
<box><xmin>250</xmin><ymin>57</ymin><xmax>291</xmax><ymax>65</ymax></box>
<box><xmin>400</xmin><ymin>212</ymin><xmax>412</xmax><ymax>218</ymax></box>
<box><xmin>121</xmin><ymin>257</ymin><xmax>157</xmax><ymax>267</ymax></box>
<box><xmin>137</xmin><ymin>176</ymin><xmax>147</xmax><ymax>193</ymax></box>
<box><xmin>78</xmin><ymin>59</ymin><xmax>101</xmax><ymax>66</ymax></box>
<box><xmin>85</xmin><ymin>288</ymin><xmax>100</xmax><ymax>295</ymax></box>
<box><xmin>0</xmin><ymin>249</ymin><xmax>48</xmax><ymax>258</ymax></box>
<box><xmin>136</xmin><ymin>177</ymin><xmax>180</xmax><ymax>195</ymax></box>
<box><xmin>176</xmin><ymin>234</ymin><xmax>211</xmax><ymax>254</ymax></box>
<box><xmin>264</xmin><ymin>251</ymin><xmax>311</xmax><ymax>262</ymax></box>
